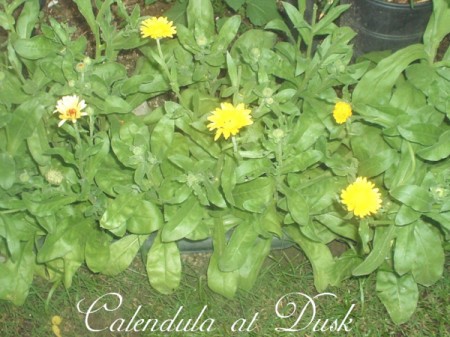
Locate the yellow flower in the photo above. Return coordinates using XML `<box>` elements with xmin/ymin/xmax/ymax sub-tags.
<box><xmin>54</xmin><ymin>95</ymin><xmax>87</xmax><ymax>127</ymax></box>
<box><xmin>333</xmin><ymin>101</ymin><xmax>352</xmax><ymax>124</ymax></box>
<box><xmin>51</xmin><ymin>315</ymin><xmax>62</xmax><ymax>337</ymax></box>
<box><xmin>51</xmin><ymin>315</ymin><xmax>62</xmax><ymax>325</ymax></box>
<box><xmin>140</xmin><ymin>17</ymin><xmax>177</xmax><ymax>40</ymax></box>
<box><xmin>207</xmin><ymin>103</ymin><xmax>253</xmax><ymax>141</ymax></box>
<box><xmin>341</xmin><ymin>177</ymin><xmax>382</xmax><ymax>218</ymax></box>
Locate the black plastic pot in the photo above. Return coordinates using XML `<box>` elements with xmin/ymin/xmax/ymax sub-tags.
<box><xmin>341</xmin><ymin>0</ymin><xmax>433</xmax><ymax>55</ymax></box>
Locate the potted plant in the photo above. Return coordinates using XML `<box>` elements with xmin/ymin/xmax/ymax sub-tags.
<box><xmin>341</xmin><ymin>0</ymin><xmax>433</xmax><ymax>55</ymax></box>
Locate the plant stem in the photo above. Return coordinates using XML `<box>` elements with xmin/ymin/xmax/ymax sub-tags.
<box><xmin>156</xmin><ymin>39</ymin><xmax>183</xmax><ymax>104</ymax></box>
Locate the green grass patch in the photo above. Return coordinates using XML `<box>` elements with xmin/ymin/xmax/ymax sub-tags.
<box><xmin>1</xmin><ymin>248</ymin><xmax>448</xmax><ymax>337</ymax></box>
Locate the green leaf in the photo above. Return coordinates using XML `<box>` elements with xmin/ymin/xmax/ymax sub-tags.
<box><xmin>6</xmin><ymin>99</ymin><xmax>45</xmax><ymax>155</ymax></box>
<box><xmin>416</xmin><ymin>130</ymin><xmax>450</xmax><ymax>161</ymax></box>
<box><xmin>411</xmin><ymin>221</ymin><xmax>444</xmax><ymax>286</ymax></box>
<box><xmin>146</xmin><ymin>232</ymin><xmax>181</xmax><ymax>294</ymax></box>
<box><xmin>282</xmin><ymin>1</ymin><xmax>312</xmax><ymax>45</ymax></box>
<box><xmin>237</xmin><ymin>238</ymin><xmax>271</xmax><ymax>291</ymax></box>
<box><xmin>101</xmin><ymin>96</ymin><xmax>133</xmax><ymax>114</ymax></box>
<box><xmin>232</xmin><ymin>177</ymin><xmax>275</xmax><ymax>213</ymax></box>
<box><xmin>0</xmin><ymin>241</ymin><xmax>35</xmax><ymax>305</ymax></box>
<box><xmin>15</xmin><ymin>0</ymin><xmax>40</xmax><ymax>39</ymax></box>
<box><xmin>285</xmin><ymin>226</ymin><xmax>334</xmax><ymax>292</ymax></box>
<box><xmin>150</xmin><ymin>115</ymin><xmax>174</xmax><ymax>161</ymax></box>
<box><xmin>0</xmin><ymin>153</ymin><xmax>15</xmax><ymax>190</ymax></box>
<box><xmin>393</xmin><ymin>225</ymin><xmax>416</xmax><ymax>275</ymax></box>
<box><xmin>397</xmin><ymin>124</ymin><xmax>440</xmax><ymax>146</ymax></box>
<box><xmin>219</xmin><ymin>222</ymin><xmax>259</xmax><ymax>272</ymax></box>
<box><xmin>312</xmin><ymin>4</ymin><xmax>350</xmax><ymax>35</ymax></box>
<box><xmin>225</xmin><ymin>0</ymin><xmax>246</xmax><ymax>11</ymax></box>
<box><xmin>390</xmin><ymin>185</ymin><xmax>433</xmax><ymax>213</ymax></box>
<box><xmin>395</xmin><ymin>204</ymin><xmax>421</xmax><ymax>226</ymax></box>
<box><xmin>279</xmin><ymin>150</ymin><xmax>323</xmax><ymax>174</ymax></box>
<box><xmin>358</xmin><ymin>149</ymin><xmax>397</xmax><ymax>178</ymax></box>
<box><xmin>85</xmin><ymin>230</ymin><xmax>111</xmax><ymax>273</ymax></box>
<box><xmin>37</xmin><ymin>220</ymin><xmax>91</xmax><ymax>263</ymax></box>
<box><xmin>376</xmin><ymin>270</ymin><xmax>418</xmax><ymax>325</ymax></box>
<box><xmin>161</xmin><ymin>197</ymin><xmax>203</xmax><ymax>242</ymax></box>
<box><xmin>353</xmin><ymin>44</ymin><xmax>427</xmax><ymax>105</ymax></box>
<box><xmin>101</xmin><ymin>193</ymin><xmax>162</xmax><ymax>236</ymax></box>
<box><xmin>207</xmin><ymin>251</ymin><xmax>239</xmax><ymax>299</ymax></box>
<box><xmin>352</xmin><ymin>225</ymin><xmax>396</xmax><ymax>276</ymax></box>
<box><xmin>13</xmin><ymin>36</ymin><xmax>59</xmax><ymax>59</ymax></box>
<box><xmin>330</xmin><ymin>250</ymin><xmax>363</xmax><ymax>287</ymax></box>
<box><xmin>284</xmin><ymin>188</ymin><xmax>310</xmax><ymax>226</ymax></box>
<box><xmin>187</xmin><ymin>0</ymin><xmax>215</xmax><ymax>44</ymax></box>
<box><xmin>246</xmin><ymin>0</ymin><xmax>282</xmax><ymax>26</ymax></box>
<box><xmin>101</xmin><ymin>234</ymin><xmax>147</xmax><ymax>276</ymax></box>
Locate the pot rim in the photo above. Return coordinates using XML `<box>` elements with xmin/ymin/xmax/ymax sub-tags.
<box><xmin>363</xmin><ymin>0</ymin><xmax>432</xmax><ymax>9</ymax></box>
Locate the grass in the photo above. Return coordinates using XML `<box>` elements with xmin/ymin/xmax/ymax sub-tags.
<box><xmin>0</xmin><ymin>248</ymin><xmax>448</xmax><ymax>337</ymax></box>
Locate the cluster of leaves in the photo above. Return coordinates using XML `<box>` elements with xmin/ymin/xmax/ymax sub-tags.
<box><xmin>0</xmin><ymin>0</ymin><xmax>448</xmax><ymax>325</ymax></box>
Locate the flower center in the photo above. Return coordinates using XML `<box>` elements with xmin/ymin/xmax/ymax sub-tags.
<box><xmin>68</xmin><ymin>108</ymin><xmax>77</xmax><ymax>117</ymax></box>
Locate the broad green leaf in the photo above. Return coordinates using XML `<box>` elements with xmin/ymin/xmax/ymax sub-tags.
<box><xmin>225</xmin><ymin>0</ymin><xmax>246</xmax><ymax>11</ymax></box>
<box><xmin>207</xmin><ymin>251</ymin><xmax>239</xmax><ymax>299</ymax></box>
<box><xmin>411</xmin><ymin>221</ymin><xmax>444</xmax><ymax>286</ymax></box>
<box><xmin>315</xmin><ymin>213</ymin><xmax>358</xmax><ymax>241</ymax></box>
<box><xmin>26</xmin><ymin>123</ymin><xmax>51</xmax><ymax>167</ymax></box>
<box><xmin>37</xmin><ymin>220</ymin><xmax>91</xmax><ymax>263</ymax></box>
<box><xmin>353</xmin><ymin>44</ymin><xmax>427</xmax><ymax>105</ymax></box>
<box><xmin>13</xmin><ymin>36</ymin><xmax>59</xmax><ymax>59</ymax></box>
<box><xmin>285</xmin><ymin>188</ymin><xmax>309</xmax><ymax>226</ymax></box>
<box><xmin>285</xmin><ymin>226</ymin><xmax>334</xmax><ymax>292</ymax></box>
<box><xmin>390</xmin><ymin>185</ymin><xmax>433</xmax><ymax>213</ymax></box>
<box><xmin>73</xmin><ymin>0</ymin><xmax>99</xmax><ymax>57</ymax></box>
<box><xmin>161</xmin><ymin>197</ymin><xmax>203</xmax><ymax>242</ymax></box>
<box><xmin>279</xmin><ymin>150</ymin><xmax>323</xmax><ymax>174</ymax></box>
<box><xmin>330</xmin><ymin>250</ymin><xmax>363</xmax><ymax>287</ymax></box>
<box><xmin>100</xmin><ymin>194</ymin><xmax>138</xmax><ymax>237</ymax></box>
<box><xmin>393</xmin><ymin>225</ymin><xmax>416</xmax><ymax>275</ymax></box>
<box><xmin>416</xmin><ymin>130</ymin><xmax>450</xmax><ymax>161</ymax></box>
<box><xmin>187</xmin><ymin>0</ymin><xmax>215</xmax><ymax>44</ymax></box>
<box><xmin>0</xmin><ymin>153</ymin><xmax>15</xmax><ymax>190</ymax></box>
<box><xmin>101</xmin><ymin>234</ymin><xmax>147</xmax><ymax>276</ymax></box>
<box><xmin>146</xmin><ymin>232</ymin><xmax>181</xmax><ymax>294</ymax></box>
<box><xmin>16</xmin><ymin>0</ymin><xmax>41</xmax><ymax>39</ymax></box>
<box><xmin>0</xmin><ymin>241</ymin><xmax>35</xmax><ymax>305</ymax></box>
<box><xmin>85</xmin><ymin>230</ymin><xmax>111</xmax><ymax>273</ymax></box>
<box><xmin>358</xmin><ymin>149</ymin><xmax>397</xmax><ymax>177</ymax></box>
<box><xmin>232</xmin><ymin>177</ymin><xmax>275</xmax><ymax>213</ymax></box>
<box><xmin>150</xmin><ymin>115</ymin><xmax>174</xmax><ymax>161</ymax></box>
<box><xmin>397</xmin><ymin>124</ymin><xmax>440</xmax><ymax>146</ymax></box>
<box><xmin>213</xmin><ymin>15</ymin><xmax>241</xmax><ymax>53</ymax></box>
<box><xmin>127</xmin><ymin>200</ymin><xmax>163</xmax><ymax>235</ymax></box>
<box><xmin>101</xmin><ymin>96</ymin><xmax>133</xmax><ymax>114</ymax></box>
<box><xmin>395</xmin><ymin>204</ymin><xmax>421</xmax><ymax>226</ymax></box>
<box><xmin>237</xmin><ymin>238</ymin><xmax>271</xmax><ymax>291</ymax></box>
<box><xmin>219</xmin><ymin>222</ymin><xmax>258</xmax><ymax>272</ymax></box>
<box><xmin>352</xmin><ymin>225</ymin><xmax>396</xmax><ymax>276</ymax></box>
<box><xmin>246</xmin><ymin>0</ymin><xmax>282</xmax><ymax>26</ymax></box>
<box><xmin>376</xmin><ymin>271</ymin><xmax>418</xmax><ymax>325</ymax></box>
<box><xmin>6</xmin><ymin>99</ymin><xmax>45</xmax><ymax>155</ymax></box>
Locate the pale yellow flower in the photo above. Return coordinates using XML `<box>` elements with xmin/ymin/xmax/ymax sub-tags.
<box><xmin>333</xmin><ymin>101</ymin><xmax>352</xmax><ymax>124</ymax></box>
<box><xmin>51</xmin><ymin>315</ymin><xmax>62</xmax><ymax>337</ymax></box>
<box><xmin>341</xmin><ymin>177</ymin><xmax>382</xmax><ymax>218</ymax></box>
<box><xmin>53</xmin><ymin>95</ymin><xmax>87</xmax><ymax>127</ymax></box>
<box><xmin>140</xmin><ymin>17</ymin><xmax>177</xmax><ymax>40</ymax></box>
<box><xmin>207</xmin><ymin>103</ymin><xmax>253</xmax><ymax>141</ymax></box>
<box><xmin>51</xmin><ymin>315</ymin><xmax>62</xmax><ymax>325</ymax></box>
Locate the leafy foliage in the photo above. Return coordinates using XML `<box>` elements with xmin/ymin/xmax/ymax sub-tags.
<box><xmin>0</xmin><ymin>0</ymin><xmax>448</xmax><ymax>326</ymax></box>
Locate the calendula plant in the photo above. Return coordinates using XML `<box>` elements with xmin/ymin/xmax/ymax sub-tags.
<box><xmin>0</xmin><ymin>0</ymin><xmax>448</xmax><ymax>326</ymax></box>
